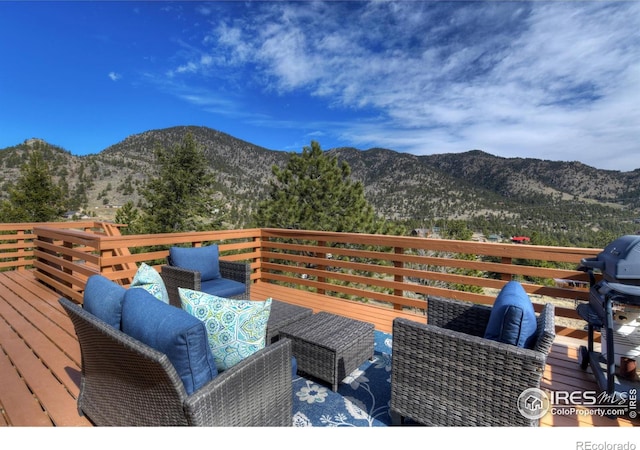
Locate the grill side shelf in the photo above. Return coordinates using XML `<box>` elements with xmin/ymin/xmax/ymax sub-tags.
<box><xmin>577</xmin><ymin>303</ymin><xmax>603</xmax><ymax>329</ymax></box>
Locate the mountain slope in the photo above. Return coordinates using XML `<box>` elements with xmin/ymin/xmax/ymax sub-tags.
<box><xmin>1</xmin><ymin>127</ymin><xmax>638</xmax><ymax>241</ymax></box>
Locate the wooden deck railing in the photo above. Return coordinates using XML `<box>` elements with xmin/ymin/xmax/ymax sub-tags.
<box><xmin>0</xmin><ymin>222</ymin><xmax>106</xmax><ymax>272</ymax></box>
<box><xmin>1</xmin><ymin>222</ymin><xmax>603</xmax><ymax>338</ymax></box>
<box><xmin>29</xmin><ymin>222</ymin><xmax>261</xmax><ymax>304</ymax></box>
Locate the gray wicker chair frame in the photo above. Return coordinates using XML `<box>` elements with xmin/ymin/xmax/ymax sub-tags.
<box><xmin>59</xmin><ymin>297</ymin><xmax>293</xmax><ymax>426</ymax></box>
<box><xmin>390</xmin><ymin>295</ymin><xmax>555</xmax><ymax>427</ymax></box>
<box><xmin>161</xmin><ymin>259</ymin><xmax>251</xmax><ymax>307</ymax></box>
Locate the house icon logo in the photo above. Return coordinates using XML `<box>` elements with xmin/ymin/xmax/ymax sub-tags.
<box><xmin>517</xmin><ymin>387</ymin><xmax>550</xmax><ymax>420</ymax></box>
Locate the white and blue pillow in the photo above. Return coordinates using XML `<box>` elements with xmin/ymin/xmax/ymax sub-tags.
<box><xmin>179</xmin><ymin>288</ymin><xmax>272</xmax><ymax>371</ymax></box>
<box><xmin>130</xmin><ymin>262</ymin><xmax>170</xmax><ymax>304</ymax></box>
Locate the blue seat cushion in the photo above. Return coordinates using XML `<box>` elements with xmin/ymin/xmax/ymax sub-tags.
<box><xmin>121</xmin><ymin>288</ymin><xmax>218</xmax><ymax>395</ymax></box>
<box><xmin>169</xmin><ymin>245</ymin><xmax>220</xmax><ymax>281</ymax></box>
<box><xmin>83</xmin><ymin>275</ymin><xmax>127</xmax><ymax>329</ymax></box>
<box><xmin>201</xmin><ymin>277</ymin><xmax>246</xmax><ymax>298</ymax></box>
<box><xmin>484</xmin><ymin>281</ymin><xmax>538</xmax><ymax>349</ymax></box>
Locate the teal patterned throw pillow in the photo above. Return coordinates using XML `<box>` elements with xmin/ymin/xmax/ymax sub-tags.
<box><xmin>179</xmin><ymin>288</ymin><xmax>272</xmax><ymax>371</ymax></box>
<box><xmin>130</xmin><ymin>263</ymin><xmax>170</xmax><ymax>304</ymax></box>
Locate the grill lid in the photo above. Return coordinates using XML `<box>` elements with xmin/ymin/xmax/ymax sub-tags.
<box><xmin>580</xmin><ymin>235</ymin><xmax>640</xmax><ymax>286</ymax></box>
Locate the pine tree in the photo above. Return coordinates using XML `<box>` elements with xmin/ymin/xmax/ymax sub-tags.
<box><xmin>0</xmin><ymin>150</ymin><xmax>65</xmax><ymax>222</ymax></box>
<box><xmin>138</xmin><ymin>132</ymin><xmax>225</xmax><ymax>233</ymax></box>
<box><xmin>114</xmin><ymin>201</ymin><xmax>142</xmax><ymax>235</ymax></box>
<box><xmin>254</xmin><ymin>141</ymin><xmax>394</xmax><ymax>234</ymax></box>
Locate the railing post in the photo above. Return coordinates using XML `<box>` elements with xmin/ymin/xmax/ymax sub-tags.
<box><xmin>16</xmin><ymin>229</ymin><xmax>26</xmax><ymax>271</ymax></box>
<box><xmin>501</xmin><ymin>256</ymin><xmax>513</xmax><ymax>281</ymax></box>
<box><xmin>259</xmin><ymin>234</ymin><xmax>269</xmax><ymax>284</ymax></box>
<box><xmin>317</xmin><ymin>240</ymin><xmax>326</xmax><ymax>295</ymax></box>
<box><xmin>251</xmin><ymin>233</ymin><xmax>262</xmax><ymax>285</ymax></box>
<box><xmin>393</xmin><ymin>246</ymin><xmax>403</xmax><ymax>310</ymax></box>
<box><xmin>62</xmin><ymin>240</ymin><xmax>73</xmax><ymax>288</ymax></box>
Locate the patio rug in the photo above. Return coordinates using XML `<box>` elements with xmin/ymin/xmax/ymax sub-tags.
<box><xmin>291</xmin><ymin>331</ymin><xmax>394</xmax><ymax>427</ymax></box>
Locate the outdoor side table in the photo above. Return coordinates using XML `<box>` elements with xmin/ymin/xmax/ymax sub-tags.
<box><xmin>279</xmin><ymin>311</ymin><xmax>375</xmax><ymax>391</ymax></box>
<box><xmin>266</xmin><ymin>300</ymin><xmax>314</xmax><ymax>344</ymax></box>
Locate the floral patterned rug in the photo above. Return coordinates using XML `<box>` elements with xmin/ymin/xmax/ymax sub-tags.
<box><xmin>291</xmin><ymin>331</ymin><xmax>393</xmax><ymax>427</ymax></box>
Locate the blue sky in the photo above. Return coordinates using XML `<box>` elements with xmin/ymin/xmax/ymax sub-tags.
<box><xmin>1</xmin><ymin>1</ymin><xmax>639</xmax><ymax>171</ymax></box>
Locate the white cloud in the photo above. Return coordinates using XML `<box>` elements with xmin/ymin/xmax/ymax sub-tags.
<box><xmin>176</xmin><ymin>62</ymin><xmax>198</xmax><ymax>74</ymax></box>
<box><xmin>108</xmin><ymin>72</ymin><xmax>121</xmax><ymax>81</ymax></box>
<box><xmin>165</xmin><ymin>1</ymin><xmax>640</xmax><ymax>170</ymax></box>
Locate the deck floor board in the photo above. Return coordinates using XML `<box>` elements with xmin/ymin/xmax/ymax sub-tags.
<box><xmin>0</xmin><ymin>318</ymin><xmax>53</xmax><ymax>426</ymax></box>
<box><xmin>0</xmin><ymin>271</ymin><xmax>90</xmax><ymax>426</ymax></box>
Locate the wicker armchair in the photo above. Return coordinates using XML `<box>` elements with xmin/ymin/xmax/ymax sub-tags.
<box><xmin>161</xmin><ymin>245</ymin><xmax>313</xmax><ymax>345</ymax></box>
<box><xmin>59</xmin><ymin>297</ymin><xmax>292</xmax><ymax>426</ymax></box>
<box><xmin>390</xmin><ymin>295</ymin><xmax>555</xmax><ymax>426</ymax></box>
<box><xmin>161</xmin><ymin>259</ymin><xmax>251</xmax><ymax>307</ymax></box>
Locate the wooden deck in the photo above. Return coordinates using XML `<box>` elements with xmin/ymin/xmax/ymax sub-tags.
<box><xmin>0</xmin><ymin>270</ymin><xmax>637</xmax><ymax>427</ymax></box>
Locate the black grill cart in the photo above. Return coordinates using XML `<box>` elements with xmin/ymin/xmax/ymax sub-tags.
<box><xmin>577</xmin><ymin>235</ymin><xmax>640</xmax><ymax>399</ymax></box>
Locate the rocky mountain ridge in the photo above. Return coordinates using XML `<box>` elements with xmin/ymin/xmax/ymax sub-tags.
<box><xmin>1</xmin><ymin>126</ymin><xmax>638</xmax><ymax>242</ymax></box>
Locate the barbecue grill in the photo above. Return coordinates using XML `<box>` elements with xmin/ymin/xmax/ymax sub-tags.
<box><xmin>577</xmin><ymin>235</ymin><xmax>640</xmax><ymax>398</ymax></box>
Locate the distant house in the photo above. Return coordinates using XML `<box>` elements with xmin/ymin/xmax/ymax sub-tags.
<box><xmin>410</xmin><ymin>228</ymin><xmax>429</xmax><ymax>237</ymax></box>
<box><xmin>511</xmin><ymin>236</ymin><xmax>530</xmax><ymax>244</ymax></box>
<box><xmin>62</xmin><ymin>210</ymin><xmax>90</xmax><ymax>220</ymax></box>
<box><xmin>488</xmin><ymin>234</ymin><xmax>501</xmax><ymax>242</ymax></box>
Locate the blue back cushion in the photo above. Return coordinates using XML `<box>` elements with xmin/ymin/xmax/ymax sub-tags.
<box><xmin>169</xmin><ymin>245</ymin><xmax>220</xmax><ymax>281</ymax></box>
<box><xmin>484</xmin><ymin>281</ymin><xmax>538</xmax><ymax>348</ymax></box>
<box><xmin>121</xmin><ymin>288</ymin><xmax>218</xmax><ymax>395</ymax></box>
<box><xmin>83</xmin><ymin>275</ymin><xmax>127</xmax><ymax>329</ymax></box>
